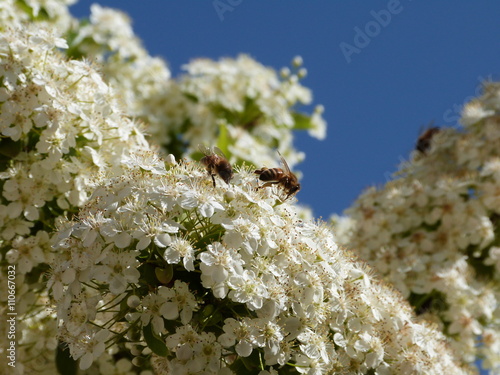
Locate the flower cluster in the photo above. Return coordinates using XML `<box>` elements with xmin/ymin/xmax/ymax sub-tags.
<box><xmin>66</xmin><ymin>4</ymin><xmax>326</xmax><ymax>169</ymax></box>
<box><xmin>0</xmin><ymin>1</ymin><xmax>487</xmax><ymax>373</ymax></box>
<box><xmin>0</xmin><ymin>3</ymin><xmax>149</xmax><ymax>372</ymax></box>
<box><xmin>0</xmin><ymin>0</ymin><xmax>75</xmax><ymax>33</ymax></box>
<box><xmin>66</xmin><ymin>4</ymin><xmax>175</xmax><ymax>149</ymax></box>
<box><xmin>49</xmin><ymin>154</ymin><xmax>472</xmax><ymax>374</ymax></box>
<box><xmin>333</xmin><ymin>82</ymin><xmax>500</xmax><ymax>373</ymax></box>
<box><xmin>178</xmin><ymin>54</ymin><xmax>326</xmax><ymax>170</ymax></box>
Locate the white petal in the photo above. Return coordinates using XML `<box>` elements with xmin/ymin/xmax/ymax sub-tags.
<box><xmin>114</xmin><ymin>232</ymin><xmax>132</xmax><ymax>248</ymax></box>
<box><xmin>176</xmin><ymin>343</ymin><xmax>193</xmax><ymax>361</ymax></box>
<box><xmin>61</xmin><ymin>268</ymin><xmax>76</xmax><ymax>284</ymax></box>
<box><xmin>52</xmin><ymin>281</ymin><xmax>64</xmax><ymax>301</ymax></box>
<box><xmin>212</xmin><ymin>265</ymin><xmax>228</xmax><ymax>283</ymax></box>
<box><xmin>333</xmin><ymin>332</ymin><xmax>347</xmax><ymax>348</ymax></box>
<box><xmin>161</xmin><ymin>301</ymin><xmax>179</xmax><ymax>320</ymax></box>
<box><xmin>212</xmin><ymin>283</ymin><xmax>228</xmax><ymax>299</ymax></box>
<box><xmin>82</xmin><ymin>229</ymin><xmax>98</xmax><ymax>247</ymax></box>
<box><xmin>109</xmin><ymin>276</ymin><xmax>127</xmax><ymax>294</ymax></box>
<box><xmin>164</xmin><ymin>249</ymin><xmax>180</xmax><ymax>264</ymax></box>
<box><xmin>199</xmin><ymin>202</ymin><xmax>215</xmax><ymax>218</ymax></box>
<box><xmin>235</xmin><ymin>341</ymin><xmax>253</xmax><ymax>357</ymax></box>
<box><xmin>79</xmin><ymin>352</ymin><xmax>94</xmax><ymax>370</ymax></box>
<box><xmin>154</xmin><ymin>233</ymin><xmax>171</xmax><ymax>248</ymax></box>
<box><xmin>136</xmin><ymin>236</ymin><xmax>151</xmax><ymax>250</ymax></box>
<box><xmin>24</xmin><ymin>205</ymin><xmax>39</xmax><ymax>221</ymax></box>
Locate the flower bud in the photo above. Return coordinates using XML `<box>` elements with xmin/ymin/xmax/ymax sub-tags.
<box><xmin>127</xmin><ymin>295</ymin><xmax>141</xmax><ymax>308</ymax></box>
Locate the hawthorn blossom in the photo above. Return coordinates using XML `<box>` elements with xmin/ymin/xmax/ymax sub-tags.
<box><xmin>0</xmin><ymin>1</ymin><xmax>487</xmax><ymax>374</ymax></box>
<box><xmin>48</xmin><ymin>154</ymin><xmax>473</xmax><ymax>374</ymax></box>
<box><xmin>0</xmin><ymin>2</ymin><xmax>149</xmax><ymax>373</ymax></box>
<box><xmin>334</xmin><ymin>80</ymin><xmax>500</xmax><ymax>372</ymax></box>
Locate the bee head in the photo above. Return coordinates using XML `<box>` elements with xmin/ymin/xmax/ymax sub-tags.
<box><xmin>286</xmin><ymin>183</ymin><xmax>301</xmax><ymax>198</ymax></box>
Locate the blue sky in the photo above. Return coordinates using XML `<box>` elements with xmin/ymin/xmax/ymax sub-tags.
<box><xmin>71</xmin><ymin>1</ymin><xmax>500</xmax><ymax>222</ymax></box>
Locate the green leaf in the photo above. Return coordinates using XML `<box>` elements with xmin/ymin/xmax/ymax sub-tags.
<box><xmin>143</xmin><ymin>323</ymin><xmax>168</xmax><ymax>357</ymax></box>
<box><xmin>138</xmin><ymin>263</ymin><xmax>157</xmax><ymax>286</ymax></box>
<box><xmin>155</xmin><ymin>265</ymin><xmax>174</xmax><ymax>284</ymax></box>
<box><xmin>56</xmin><ymin>341</ymin><xmax>78</xmax><ymax>375</ymax></box>
<box><xmin>216</xmin><ymin>123</ymin><xmax>230</xmax><ymax>156</ymax></box>
<box><xmin>292</xmin><ymin>112</ymin><xmax>313</xmax><ymax>130</ymax></box>
<box><xmin>229</xmin><ymin>350</ymin><xmax>262</xmax><ymax>374</ymax></box>
<box><xmin>0</xmin><ymin>138</ymin><xmax>22</xmax><ymax>159</ymax></box>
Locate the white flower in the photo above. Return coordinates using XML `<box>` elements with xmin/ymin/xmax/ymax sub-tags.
<box><xmin>164</xmin><ymin>326</ymin><xmax>223</xmax><ymax>374</ymax></box>
<box><xmin>176</xmin><ymin>54</ymin><xmax>325</xmax><ymax>170</ymax></box>
<box><xmin>158</xmin><ymin>281</ymin><xmax>199</xmax><ymax>325</ymax></box>
<box><xmin>141</xmin><ymin>293</ymin><xmax>168</xmax><ymax>334</ymax></box>
<box><xmin>252</xmin><ymin>318</ymin><xmax>285</xmax><ymax>363</ymax></box>
<box><xmin>66</xmin><ymin>301</ymin><xmax>91</xmax><ymax>336</ymax></box>
<box><xmin>199</xmin><ymin>242</ymin><xmax>243</xmax><ymax>298</ymax></box>
<box><xmin>218</xmin><ymin>318</ymin><xmax>255</xmax><ymax>357</ymax></box>
<box><xmin>163</xmin><ymin>237</ymin><xmax>195</xmax><ymax>271</ymax></box>
<box><xmin>222</xmin><ymin>216</ymin><xmax>261</xmax><ymax>255</ymax></box>
<box><xmin>297</xmin><ymin>328</ymin><xmax>332</xmax><ymax>364</ymax></box>
<box><xmin>460</xmin><ymin>100</ymin><xmax>493</xmax><ymax>127</ymax></box>
<box><xmin>75</xmin><ymin>329</ymin><xmax>110</xmax><ymax>370</ymax></box>
<box><xmin>94</xmin><ymin>251</ymin><xmax>140</xmax><ymax>294</ymax></box>
<box><xmin>294</xmin><ymin>353</ymin><xmax>329</xmax><ymax>375</ymax></box>
<box><xmin>1</xmin><ymin>2</ymin><xmax>480</xmax><ymax>368</ymax></box>
<box><xmin>335</xmin><ymin>80</ymin><xmax>500</xmax><ymax>371</ymax></box>
<box><xmin>48</xmin><ymin>158</ymin><xmax>474</xmax><ymax>374</ymax></box>
<box><xmin>28</xmin><ymin>28</ymin><xmax>68</xmax><ymax>50</ymax></box>
<box><xmin>227</xmin><ymin>270</ymin><xmax>268</xmax><ymax>310</ymax></box>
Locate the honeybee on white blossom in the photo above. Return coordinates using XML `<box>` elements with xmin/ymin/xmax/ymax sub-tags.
<box><xmin>198</xmin><ymin>145</ymin><xmax>233</xmax><ymax>187</ymax></box>
<box><xmin>255</xmin><ymin>151</ymin><xmax>301</xmax><ymax>199</ymax></box>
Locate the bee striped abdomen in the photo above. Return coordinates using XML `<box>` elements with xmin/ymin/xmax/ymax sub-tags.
<box><xmin>255</xmin><ymin>168</ymin><xmax>284</xmax><ymax>182</ymax></box>
<box><xmin>216</xmin><ymin>160</ymin><xmax>233</xmax><ymax>184</ymax></box>
<box><xmin>255</xmin><ymin>152</ymin><xmax>300</xmax><ymax>199</ymax></box>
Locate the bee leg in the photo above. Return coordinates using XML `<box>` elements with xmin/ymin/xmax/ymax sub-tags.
<box><xmin>257</xmin><ymin>181</ymin><xmax>279</xmax><ymax>190</ymax></box>
<box><xmin>211</xmin><ymin>174</ymin><xmax>216</xmax><ymax>188</ymax></box>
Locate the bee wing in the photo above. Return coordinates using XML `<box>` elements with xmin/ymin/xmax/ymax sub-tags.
<box><xmin>277</xmin><ymin>151</ymin><xmax>291</xmax><ymax>174</ymax></box>
<box><xmin>198</xmin><ymin>144</ymin><xmax>212</xmax><ymax>156</ymax></box>
<box><xmin>213</xmin><ymin>146</ymin><xmax>228</xmax><ymax>159</ymax></box>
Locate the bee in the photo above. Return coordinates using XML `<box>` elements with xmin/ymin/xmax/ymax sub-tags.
<box><xmin>199</xmin><ymin>145</ymin><xmax>233</xmax><ymax>187</ymax></box>
<box><xmin>255</xmin><ymin>151</ymin><xmax>301</xmax><ymax>199</ymax></box>
<box><xmin>416</xmin><ymin>126</ymin><xmax>440</xmax><ymax>154</ymax></box>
